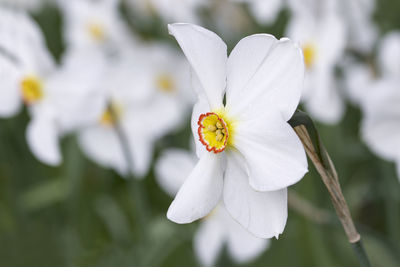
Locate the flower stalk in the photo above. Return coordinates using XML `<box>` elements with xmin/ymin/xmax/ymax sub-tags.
<box><xmin>109</xmin><ymin>105</ymin><xmax>150</xmax><ymax>242</ymax></box>
<box><xmin>289</xmin><ymin>110</ymin><xmax>371</xmax><ymax>267</ymax></box>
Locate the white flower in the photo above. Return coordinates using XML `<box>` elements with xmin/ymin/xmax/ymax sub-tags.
<box><xmin>59</xmin><ymin>0</ymin><xmax>134</xmax><ymax>53</ymax></box>
<box><xmin>343</xmin><ymin>28</ymin><xmax>398</xmax><ymax>106</ymax></box>
<box><xmin>287</xmin><ymin>0</ymin><xmax>338</xmax><ymax>18</ymax></box>
<box><xmin>376</xmin><ymin>32</ymin><xmax>400</xmax><ymax>79</ymax></box>
<box><xmin>166</xmin><ymin>23</ymin><xmax>307</xmax><ymax>238</ymax></box>
<box><xmin>78</xmin><ymin>43</ymin><xmax>193</xmax><ymax>177</ymax></box>
<box><xmin>342</xmin><ymin>59</ymin><xmax>375</xmax><ymax>105</ymax></box>
<box><xmin>286</xmin><ymin>2</ymin><xmax>347</xmax><ymax>124</ymax></box>
<box><xmin>156</xmin><ymin>148</ymin><xmax>269</xmax><ymax>267</ymax></box>
<box><xmin>338</xmin><ymin>0</ymin><xmax>378</xmax><ymax>53</ymax></box>
<box><xmin>0</xmin><ymin>7</ymin><xmax>55</xmax><ymax>117</ymax></box>
<box><xmin>0</xmin><ymin>7</ymin><xmax>104</xmax><ymax>165</ymax></box>
<box><xmin>0</xmin><ymin>0</ymin><xmax>47</xmax><ymax>11</ymax></box>
<box><xmin>125</xmin><ymin>0</ymin><xmax>208</xmax><ymax>23</ymax></box>
<box><xmin>360</xmin><ymin>32</ymin><xmax>400</xmax><ymax>180</ymax></box>
<box><xmin>232</xmin><ymin>0</ymin><xmax>284</xmax><ymax>25</ymax></box>
<box><xmin>126</xmin><ymin>0</ymin><xmax>206</xmax><ymax>23</ymax></box>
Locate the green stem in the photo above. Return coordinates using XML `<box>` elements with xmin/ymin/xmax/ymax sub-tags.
<box><xmin>110</xmin><ymin>106</ymin><xmax>150</xmax><ymax>245</ymax></box>
<box><xmin>352</xmin><ymin>241</ymin><xmax>372</xmax><ymax>267</ymax></box>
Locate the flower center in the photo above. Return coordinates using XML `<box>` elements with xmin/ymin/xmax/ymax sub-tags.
<box><xmin>156</xmin><ymin>74</ymin><xmax>175</xmax><ymax>93</ymax></box>
<box><xmin>302</xmin><ymin>42</ymin><xmax>317</xmax><ymax>69</ymax></box>
<box><xmin>88</xmin><ymin>22</ymin><xmax>105</xmax><ymax>41</ymax></box>
<box><xmin>20</xmin><ymin>75</ymin><xmax>44</xmax><ymax>105</ymax></box>
<box><xmin>198</xmin><ymin>112</ymin><xmax>232</xmax><ymax>153</ymax></box>
<box><xmin>99</xmin><ymin>103</ymin><xmax>123</xmax><ymax>127</ymax></box>
<box><xmin>100</xmin><ymin>109</ymin><xmax>114</xmax><ymax>126</ymax></box>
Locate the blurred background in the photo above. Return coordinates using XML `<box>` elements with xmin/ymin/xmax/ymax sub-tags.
<box><xmin>0</xmin><ymin>0</ymin><xmax>400</xmax><ymax>266</ymax></box>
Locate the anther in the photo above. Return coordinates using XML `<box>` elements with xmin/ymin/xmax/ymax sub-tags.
<box><xmin>207</xmin><ymin>125</ymin><xmax>217</xmax><ymax>132</ymax></box>
<box><xmin>216</xmin><ymin>133</ymin><xmax>224</xmax><ymax>142</ymax></box>
<box><xmin>216</xmin><ymin>121</ymin><xmax>223</xmax><ymax>129</ymax></box>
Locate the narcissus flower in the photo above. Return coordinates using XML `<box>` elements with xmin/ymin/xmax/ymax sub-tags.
<box><xmin>166</xmin><ymin>23</ymin><xmax>307</xmax><ymax>238</ymax></box>
<box><xmin>126</xmin><ymin>0</ymin><xmax>208</xmax><ymax>23</ymax></box>
<box><xmin>0</xmin><ymin>0</ymin><xmax>47</xmax><ymax>11</ymax></box>
<box><xmin>232</xmin><ymin>0</ymin><xmax>284</xmax><ymax>25</ymax></box>
<box><xmin>0</xmin><ymin>7</ymin><xmax>104</xmax><ymax>165</ymax></box>
<box><xmin>359</xmin><ymin>32</ymin><xmax>400</xmax><ymax>181</ymax></box>
<box><xmin>78</xmin><ymin>43</ymin><xmax>193</xmax><ymax>177</ymax></box>
<box><xmin>339</xmin><ymin>0</ymin><xmax>377</xmax><ymax>53</ymax></box>
<box><xmin>59</xmin><ymin>0</ymin><xmax>134</xmax><ymax>52</ymax></box>
<box><xmin>156</xmin><ymin>148</ymin><xmax>269</xmax><ymax>266</ymax></box>
<box><xmin>286</xmin><ymin>0</ymin><xmax>346</xmax><ymax>124</ymax></box>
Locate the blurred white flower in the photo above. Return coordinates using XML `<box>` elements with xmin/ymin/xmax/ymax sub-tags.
<box><xmin>0</xmin><ymin>7</ymin><xmax>54</xmax><ymax>117</ymax></box>
<box><xmin>338</xmin><ymin>0</ymin><xmax>378</xmax><ymax>53</ymax></box>
<box><xmin>167</xmin><ymin>23</ymin><xmax>307</xmax><ymax>238</ymax></box>
<box><xmin>286</xmin><ymin>1</ymin><xmax>347</xmax><ymax>124</ymax></box>
<box><xmin>376</xmin><ymin>32</ymin><xmax>400</xmax><ymax>78</ymax></box>
<box><xmin>342</xmin><ymin>59</ymin><xmax>375</xmax><ymax>105</ymax></box>
<box><xmin>287</xmin><ymin>0</ymin><xmax>338</xmax><ymax>17</ymax></box>
<box><xmin>359</xmin><ymin>32</ymin><xmax>400</xmax><ymax>180</ymax></box>
<box><xmin>209</xmin><ymin>1</ymin><xmax>251</xmax><ymax>43</ymax></box>
<box><xmin>155</xmin><ymin>148</ymin><xmax>269</xmax><ymax>267</ymax></box>
<box><xmin>59</xmin><ymin>0</ymin><xmax>134</xmax><ymax>53</ymax></box>
<box><xmin>0</xmin><ymin>7</ymin><xmax>105</xmax><ymax>165</ymax></box>
<box><xmin>126</xmin><ymin>0</ymin><xmax>208</xmax><ymax>23</ymax></box>
<box><xmin>232</xmin><ymin>0</ymin><xmax>284</xmax><ymax>25</ymax></box>
<box><xmin>0</xmin><ymin>0</ymin><xmax>47</xmax><ymax>11</ymax></box>
<box><xmin>78</xmin><ymin>43</ymin><xmax>193</xmax><ymax>177</ymax></box>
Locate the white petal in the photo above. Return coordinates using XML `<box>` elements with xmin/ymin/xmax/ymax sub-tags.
<box><xmin>226</xmin><ymin>35</ymin><xmax>304</xmax><ymax>121</ymax></box>
<box><xmin>26</xmin><ymin>111</ymin><xmax>61</xmax><ymax>166</ymax></box>
<box><xmin>155</xmin><ymin>149</ymin><xmax>196</xmax><ymax>197</ymax></box>
<box><xmin>361</xmin><ymin>79</ymin><xmax>400</xmax><ymax>161</ymax></box>
<box><xmin>168</xmin><ymin>23</ymin><xmax>227</xmax><ymax>110</ymax></box>
<box><xmin>378</xmin><ymin>31</ymin><xmax>400</xmax><ymax>77</ymax></box>
<box><xmin>45</xmin><ymin>56</ymin><xmax>107</xmax><ymax>132</ymax></box>
<box><xmin>0</xmin><ymin>57</ymin><xmax>22</xmax><ymax>117</ymax></box>
<box><xmin>223</xmin><ymin>151</ymin><xmax>288</xmax><ymax>238</ymax></box>
<box><xmin>303</xmin><ymin>68</ymin><xmax>345</xmax><ymax>124</ymax></box>
<box><xmin>78</xmin><ymin>126</ymin><xmax>128</xmax><ymax>175</ymax></box>
<box><xmin>225</xmin><ymin>208</ymin><xmax>270</xmax><ymax>263</ymax></box>
<box><xmin>191</xmin><ymin>94</ymin><xmax>210</xmax><ymax>159</ymax></box>
<box><xmin>122</xmin><ymin>94</ymin><xmax>184</xmax><ymax>177</ymax></box>
<box><xmin>342</xmin><ymin>0</ymin><xmax>377</xmax><ymax>52</ymax></box>
<box><xmin>167</xmin><ymin>152</ymin><xmax>224</xmax><ymax>223</ymax></box>
<box><xmin>126</xmin><ymin>134</ymin><xmax>153</xmax><ymax>178</ymax></box>
<box><xmin>247</xmin><ymin>0</ymin><xmax>282</xmax><ymax>24</ymax></box>
<box><xmin>0</xmin><ymin>7</ymin><xmax>54</xmax><ymax>72</ymax></box>
<box><xmin>194</xmin><ymin>212</ymin><xmax>226</xmax><ymax>267</ymax></box>
<box><xmin>287</xmin><ymin>0</ymin><xmax>339</xmax><ymax>19</ymax></box>
<box><xmin>234</xmin><ymin>110</ymin><xmax>308</xmax><ymax>191</ymax></box>
<box><xmin>343</xmin><ymin>61</ymin><xmax>374</xmax><ymax>105</ymax></box>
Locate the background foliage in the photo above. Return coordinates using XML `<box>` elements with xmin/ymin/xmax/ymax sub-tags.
<box><xmin>0</xmin><ymin>1</ymin><xmax>400</xmax><ymax>266</ymax></box>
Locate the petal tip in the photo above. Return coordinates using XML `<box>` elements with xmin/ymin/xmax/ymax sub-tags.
<box><xmin>166</xmin><ymin>202</ymin><xmax>192</xmax><ymax>224</ymax></box>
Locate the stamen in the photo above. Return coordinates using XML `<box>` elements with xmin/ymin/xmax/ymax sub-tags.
<box><xmin>302</xmin><ymin>42</ymin><xmax>317</xmax><ymax>69</ymax></box>
<box><xmin>197</xmin><ymin>112</ymin><xmax>231</xmax><ymax>153</ymax></box>
<box><xmin>207</xmin><ymin>125</ymin><xmax>217</xmax><ymax>132</ymax></box>
<box><xmin>99</xmin><ymin>103</ymin><xmax>123</xmax><ymax>126</ymax></box>
<box><xmin>88</xmin><ymin>22</ymin><xmax>105</xmax><ymax>41</ymax></box>
<box><xmin>20</xmin><ymin>75</ymin><xmax>43</xmax><ymax>105</ymax></box>
<box><xmin>156</xmin><ymin>74</ymin><xmax>175</xmax><ymax>93</ymax></box>
<box><xmin>216</xmin><ymin>133</ymin><xmax>224</xmax><ymax>142</ymax></box>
